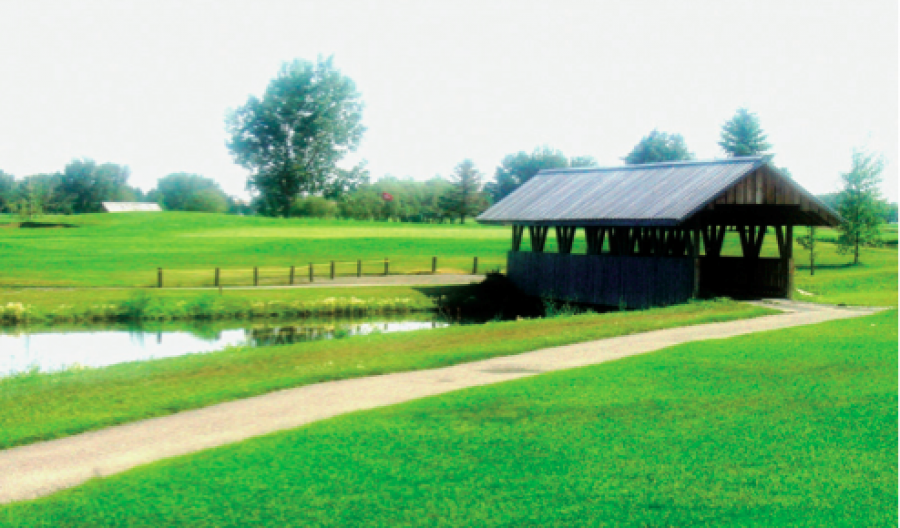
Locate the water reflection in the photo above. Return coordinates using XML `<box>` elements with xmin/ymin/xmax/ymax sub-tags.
<box><xmin>0</xmin><ymin>314</ymin><xmax>452</xmax><ymax>376</ymax></box>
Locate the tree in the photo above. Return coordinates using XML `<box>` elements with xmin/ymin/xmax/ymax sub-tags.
<box><xmin>226</xmin><ymin>57</ymin><xmax>365</xmax><ymax>217</ymax></box>
<box><xmin>486</xmin><ymin>147</ymin><xmax>594</xmax><ymax>202</ymax></box>
<box><xmin>796</xmin><ymin>226</ymin><xmax>818</xmax><ymax>276</ymax></box>
<box><xmin>58</xmin><ymin>159</ymin><xmax>132</xmax><ymax>213</ymax></box>
<box><xmin>623</xmin><ymin>130</ymin><xmax>693</xmax><ymax>164</ymax></box>
<box><xmin>441</xmin><ymin>160</ymin><xmax>488</xmax><ymax>223</ymax></box>
<box><xmin>0</xmin><ymin>170</ymin><xmax>15</xmax><ymax>213</ymax></box>
<box><xmin>568</xmin><ymin>155</ymin><xmax>598</xmax><ymax>168</ymax></box>
<box><xmin>719</xmin><ymin>108</ymin><xmax>772</xmax><ymax>157</ymax></box>
<box><xmin>150</xmin><ymin>173</ymin><xmax>229</xmax><ymax>213</ymax></box>
<box><xmin>836</xmin><ymin>149</ymin><xmax>886</xmax><ymax>265</ymax></box>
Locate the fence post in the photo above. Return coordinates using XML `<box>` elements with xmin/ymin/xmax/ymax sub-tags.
<box><xmin>473</xmin><ymin>256</ymin><xmax>478</xmax><ymax>275</ymax></box>
<box><xmin>309</xmin><ymin>263</ymin><xmax>314</xmax><ymax>283</ymax></box>
<box><xmin>330</xmin><ymin>261</ymin><xmax>335</xmax><ymax>280</ymax></box>
<box><xmin>215</xmin><ymin>267</ymin><xmax>220</xmax><ymax>287</ymax></box>
<box><xmin>432</xmin><ymin>256</ymin><xmax>437</xmax><ymax>274</ymax></box>
<box><xmin>289</xmin><ymin>265</ymin><xmax>295</xmax><ymax>286</ymax></box>
<box><xmin>157</xmin><ymin>268</ymin><xmax>163</xmax><ymax>288</ymax></box>
<box><xmin>254</xmin><ymin>267</ymin><xmax>259</xmax><ymax>287</ymax></box>
<box><xmin>384</xmin><ymin>258</ymin><xmax>389</xmax><ymax>276</ymax></box>
<box><xmin>357</xmin><ymin>259</ymin><xmax>362</xmax><ymax>278</ymax></box>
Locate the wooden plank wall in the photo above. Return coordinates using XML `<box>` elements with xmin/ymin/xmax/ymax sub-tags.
<box><xmin>507</xmin><ymin>251</ymin><xmax>694</xmax><ymax>309</ymax></box>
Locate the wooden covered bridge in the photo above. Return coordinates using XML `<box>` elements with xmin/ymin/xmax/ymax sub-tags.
<box><xmin>477</xmin><ymin>156</ymin><xmax>841</xmax><ymax>308</ymax></box>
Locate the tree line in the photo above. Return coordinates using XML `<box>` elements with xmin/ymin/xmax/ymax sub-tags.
<box><xmin>0</xmin><ymin>161</ymin><xmax>243</xmax><ymax>217</ymax></box>
<box><xmin>1</xmin><ymin>56</ymin><xmax>893</xmax><ymax>264</ymax></box>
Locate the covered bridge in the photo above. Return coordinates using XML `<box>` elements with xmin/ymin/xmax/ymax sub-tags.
<box><xmin>477</xmin><ymin>156</ymin><xmax>840</xmax><ymax>308</ymax></box>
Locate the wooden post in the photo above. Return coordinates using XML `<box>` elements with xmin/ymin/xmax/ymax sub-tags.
<box><xmin>157</xmin><ymin>268</ymin><xmax>163</xmax><ymax>288</ymax></box>
<box><xmin>309</xmin><ymin>263</ymin><xmax>314</xmax><ymax>283</ymax></box>
<box><xmin>357</xmin><ymin>259</ymin><xmax>362</xmax><ymax>278</ymax></box>
<box><xmin>785</xmin><ymin>224</ymin><xmax>794</xmax><ymax>299</ymax></box>
<box><xmin>289</xmin><ymin>265</ymin><xmax>295</xmax><ymax>285</ymax></box>
<box><xmin>691</xmin><ymin>226</ymin><xmax>701</xmax><ymax>299</ymax></box>
<box><xmin>432</xmin><ymin>256</ymin><xmax>437</xmax><ymax>274</ymax></box>
<box><xmin>473</xmin><ymin>256</ymin><xmax>478</xmax><ymax>274</ymax></box>
<box><xmin>330</xmin><ymin>261</ymin><xmax>335</xmax><ymax>280</ymax></box>
<box><xmin>254</xmin><ymin>267</ymin><xmax>259</xmax><ymax>287</ymax></box>
<box><xmin>384</xmin><ymin>258</ymin><xmax>389</xmax><ymax>276</ymax></box>
<box><xmin>215</xmin><ymin>267</ymin><xmax>220</xmax><ymax>287</ymax></box>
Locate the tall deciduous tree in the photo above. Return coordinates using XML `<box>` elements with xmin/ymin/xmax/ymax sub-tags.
<box><xmin>441</xmin><ymin>160</ymin><xmax>488</xmax><ymax>223</ymax></box>
<box><xmin>623</xmin><ymin>130</ymin><xmax>693</xmax><ymax>164</ymax></box>
<box><xmin>718</xmin><ymin>108</ymin><xmax>772</xmax><ymax>157</ymax></box>
<box><xmin>226</xmin><ymin>57</ymin><xmax>365</xmax><ymax>217</ymax></box>
<box><xmin>837</xmin><ymin>149</ymin><xmax>886</xmax><ymax>265</ymax></box>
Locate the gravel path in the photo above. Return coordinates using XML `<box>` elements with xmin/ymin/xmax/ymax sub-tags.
<box><xmin>0</xmin><ymin>300</ymin><xmax>881</xmax><ymax>504</ymax></box>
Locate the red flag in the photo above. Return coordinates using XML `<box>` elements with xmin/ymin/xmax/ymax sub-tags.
<box><xmin>382</xmin><ymin>192</ymin><xmax>394</xmax><ymax>202</ymax></box>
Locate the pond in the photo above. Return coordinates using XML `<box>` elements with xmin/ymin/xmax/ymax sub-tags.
<box><xmin>0</xmin><ymin>313</ymin><xmax>458</xmax><ymax>376</ymax></box>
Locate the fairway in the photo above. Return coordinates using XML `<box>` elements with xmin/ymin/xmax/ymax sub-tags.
<box><xmin>3</xmin><ymin>309</ymin><xmax>894</xmax><ymax>526</ymax></box>
<box><xmin>0</xmin><ymin>214</ymin><xmax>894</xmax><ymax>307</ymax></box>
<box><xmin>0</xmin><ymin>213</ymin><xmax>510</xmax><ymax>287</ymax></box>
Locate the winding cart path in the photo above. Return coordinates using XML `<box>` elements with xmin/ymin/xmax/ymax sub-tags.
<box><xmin>0</xmin><ymin>300</ymin><xmax>882</xmax><ymax>504</ymax></box>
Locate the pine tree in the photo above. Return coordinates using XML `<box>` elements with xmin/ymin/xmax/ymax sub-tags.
<box><xmin>440</xmin><ymin>160</ymin><xmax>488</xmax><ymax>223</ymax></box>
<box><xmin>837</xmin><ymin>149</ymin><xmax>886</xmax><ymax>265</ymax></box>
<box><xmin>718</xmin><ymin>108</ymin><xmax>772</xmax><ymax>157</ymax></box>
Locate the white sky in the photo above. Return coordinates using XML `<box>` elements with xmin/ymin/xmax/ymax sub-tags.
<box><xmin>0</xmin><ymin>0</ymin><xmax>896</xmax><ymax>201</ymax></box>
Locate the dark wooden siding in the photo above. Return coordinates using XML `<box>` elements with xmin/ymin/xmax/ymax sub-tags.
<box><xmin>698</xmin><ymin>257</ymin><xmax>791</xmax><ymax>298</ymax></box>
<box><xmin>507</xmin><ymin>251</ymin><xmax>694</xmax><ymax>309</ymax></box>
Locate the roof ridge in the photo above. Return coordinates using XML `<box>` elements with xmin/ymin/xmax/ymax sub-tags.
<box><xmin>540</xmin><ymin>156</ymin><xmax>768</xmax><ymax>174</ymax></box>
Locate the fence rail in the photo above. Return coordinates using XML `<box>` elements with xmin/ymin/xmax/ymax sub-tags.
<box><xmin>154</xmin><ymin>256</ymin><xmax>504</xmax><ymax>288</ymax></box>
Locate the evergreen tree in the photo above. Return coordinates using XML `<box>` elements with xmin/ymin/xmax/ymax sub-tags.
<box><xmin>441</xmin><ymin>160</ymin><xmax>488</xmax><ymax>223</ymax></box>
<box><xmin>718</xmin><ymin>108</ymin><xmax>772</xmax><ymax>157</ymax></box>
<box><xmin>836</xmin><ymin>149</ymin><xmax>886</xmax><ymax>265</ymax></box>
<box><xmin>623</xmin><ymin>130</ymin><xmax>693</xmax><ymax>164</ymax></box>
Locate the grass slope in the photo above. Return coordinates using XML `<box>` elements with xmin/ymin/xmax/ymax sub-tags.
<box><xmin>0</xmin><ymin>300</ymin><xmax>769</xmax><ymax>449</ymax></box>
<box><xmin>3</xmin><ymin>310</ymin><xmax>894</xmax><ymax>526</ymax></box>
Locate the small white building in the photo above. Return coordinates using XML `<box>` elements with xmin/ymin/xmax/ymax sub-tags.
<box><xmin>101</xmin><ymin>202</ymin><xmax>162</xmax><ymax>213</ymax></box>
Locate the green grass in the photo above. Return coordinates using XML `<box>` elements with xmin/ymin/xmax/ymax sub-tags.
<box><xmin>791</xmin><ymin>225</ymin><xmax>897</xmax><ymax>306</ymax></box>
<box><xmin>0</xmin><ymin>214</ymin><xmax>893</xmax><ymax>307</ymax></box>
<box><xmin>0</xmin><ymin>213</ymin><xmax>509</xmax><ymax>287</ymax></box>
<box><xmin>0</xmin><ymin>299</ymin><xmax>771</xmax><ymax>449</ymax></box>
<box><xmin>3</xmin><ymin>309</ymin><xmax>893</xmax><ymax>526</ymax></box>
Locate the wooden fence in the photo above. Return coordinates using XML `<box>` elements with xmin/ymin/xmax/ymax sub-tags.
<box><xmin>154</xmin><ymin>256</ymin><xmax>500</xmax><ymax>288</ymax></box>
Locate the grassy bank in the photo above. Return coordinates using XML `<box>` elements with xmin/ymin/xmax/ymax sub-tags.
<box><xmin>0</xmin><ymin>286</ymin><xmax>442</xmax><ymax>324</ymax></box>
<box><xmin>0</xmin><ymin>299</ymin><xmax>771</xmax><ymax>449</ymax></box>
<box><xmin>3</xmin><ymin>309</ymin><xmax>893</xmax><ymax>526</ymax></box>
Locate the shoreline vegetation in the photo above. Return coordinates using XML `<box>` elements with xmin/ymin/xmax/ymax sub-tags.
<box><xmin>0</xmin><ymin>292</ymin><xmax>434</xmax><ymax>325</ymax></box>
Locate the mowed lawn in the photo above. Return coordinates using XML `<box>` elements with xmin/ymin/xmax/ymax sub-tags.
<box><xmin>0</xmin><ymin>213</ymin><xmax>894</xmax><ymax>306</ymax></box>
<box><xmin>0</xmin><ymin>213</ymin><xmax>510</xmax><ymax>287</ymax></box>
<box><xmin>3</xmin><ymin>309</ymin><xmax>894</xmax><ymax>527</ymax></box>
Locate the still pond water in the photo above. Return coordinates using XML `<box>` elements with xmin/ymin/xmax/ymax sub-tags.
<box><xmin>1</xmin><ymin>314</ymin><xmax>454</xmax><ymax>376</ymax></box>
